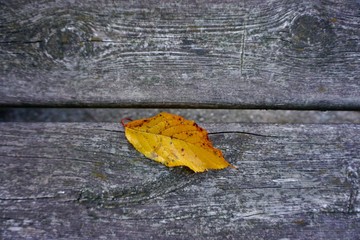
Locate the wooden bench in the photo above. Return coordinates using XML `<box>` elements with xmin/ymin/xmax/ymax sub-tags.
<box><xmin>1</xmin><ymin>1</ymin><xmax>359</xmax><ymax>239</ymax></box>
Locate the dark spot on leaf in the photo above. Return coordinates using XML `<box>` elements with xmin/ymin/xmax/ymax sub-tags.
<box><xmin>181</xmin><ymin>148</ymin><xmax>184</xmax><ymax>152</ymax></box>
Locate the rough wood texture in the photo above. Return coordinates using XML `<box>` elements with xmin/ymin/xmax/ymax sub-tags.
<box><xmin>1</xmin><ymin>123</ymin><xmax>359</xmax><ymax>239</ymax></box>
<box><xmin>1</xmin><ymin>108</ymin><xmax>360</xmax><ymax>124</ymax></box>
<box><xmin>1</xmin><ymin>0</ymin><xmax>359</xmax><ymax>109</ymax></box>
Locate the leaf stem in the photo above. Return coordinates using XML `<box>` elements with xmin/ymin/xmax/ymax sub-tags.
<box><xmin>120</xmin><ymin>118</ymin><xmax>133</xmax><ymax>127</ymax></box>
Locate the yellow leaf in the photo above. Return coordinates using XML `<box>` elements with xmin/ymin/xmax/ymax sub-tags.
<box><xmin>122</xmin><ymin>112</ymin><xmax>235</xmax><ymax>172</ymax></box>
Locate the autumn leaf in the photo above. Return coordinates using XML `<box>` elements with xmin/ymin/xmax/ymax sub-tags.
<box><xmin>121</xmin><ymin>112</ymin><xmax>235</xmax><ymax>172</ymax></box>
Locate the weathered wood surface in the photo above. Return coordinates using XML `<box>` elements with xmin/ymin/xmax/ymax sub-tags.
<box><xmin>1</xmin><ymin>0</ymin><xmax>359</xmax><ymax>109</ymax></box>
<box><xmin>1</xmin><ymin>122</ymin><xmax>359</xmax><ymax>239</ymax></box>
<box><xmin>1</xmin><ymin>108</ymin><xmax>360</xmax><ymax>124</ymax></box>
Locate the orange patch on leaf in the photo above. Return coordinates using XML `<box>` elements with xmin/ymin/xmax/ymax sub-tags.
<box><xmin>122</xmin><ymin>112</ymin><xmax>236</xmax><ymax>172</ymax></box>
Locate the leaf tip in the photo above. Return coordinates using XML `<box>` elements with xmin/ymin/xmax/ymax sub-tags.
<box><xmin>229</xmin><ymin>164</ymin><xmax>238</xmax><ymax>170</ymax></box>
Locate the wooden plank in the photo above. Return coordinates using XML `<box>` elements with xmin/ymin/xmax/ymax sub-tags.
<box><xmin>1</xmin><ymin>0</ymin><xmax>359</xmax><ymax>109</ymax></box>
<box><xmin>1</xmin><ymin>108</ymin><xmax>360</xmax><ymax>124</ymax></box>
<box><xmin>1</xmin><ymin>122</ymin><xmax>359</xmax><ymax>239</ymax></box>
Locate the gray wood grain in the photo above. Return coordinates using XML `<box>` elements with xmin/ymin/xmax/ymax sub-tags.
<box><xmin>1</xmin><ymin>108</ymin><xmax>360</xmax><ymax>124</ymax></box>
<box><xmin>1</xmin><ymin>122</ymin><xmax>359</xmax><ymax>239</ymax></box>
<box><xmin>1</xmin><ymin>0</ymin><xmax>359</xmax><ymax>109</ymax></box>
